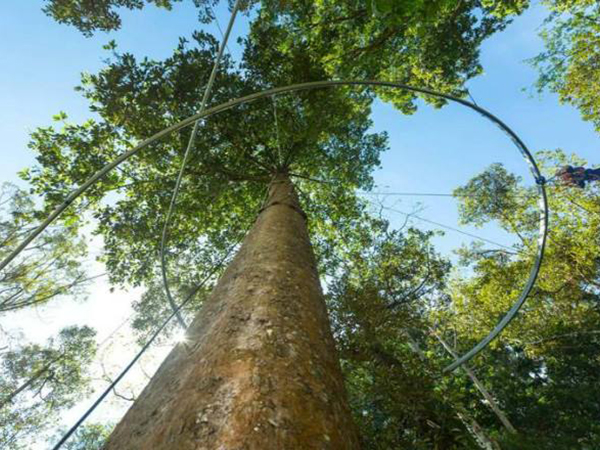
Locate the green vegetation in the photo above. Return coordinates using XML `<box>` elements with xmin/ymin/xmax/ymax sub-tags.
<box><xmin>0</xmin><ymin>183</ymin><xmax>89</xmax><ymax>313</ymax></box>
<box><xmin>0</xmin><ymin>326</ymin><xmax>97</xmax><ymax>449</ymax></box>
<box><xmin>0</xmin><ymin>0</ymin><xmax>597</xmax><ymax>448</ymax></box>
<box><xmin>531</xmin><ymin>1</ymin><xmax>600</xmax><ymax>131</ymax></box>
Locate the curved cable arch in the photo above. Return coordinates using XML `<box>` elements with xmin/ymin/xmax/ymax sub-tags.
<box><xmin>0</xmin><ymin>80</ymin><xmax>549</xmax><ymax>372</ymax></box>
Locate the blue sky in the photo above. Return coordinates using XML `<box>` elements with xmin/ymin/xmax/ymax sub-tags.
<box><xmin>0</xmin><ymin>1</ymin><xmax>599</xmax><ymax>446</ymax></box>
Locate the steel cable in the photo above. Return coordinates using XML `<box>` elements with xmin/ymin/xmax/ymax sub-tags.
<box><xmin>160</xmin><ymin>0</ymin><xmax>242</xmax><ymax>330</ymax></box>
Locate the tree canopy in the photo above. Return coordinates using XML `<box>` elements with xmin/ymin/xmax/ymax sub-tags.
<box><xmin>0</xmin><ymin>326</ymin><xmax>98</xmax><ymax>449</ymax></box>
<box><xmin>0</xmin><ymin>183</ymin><xmax>89</xmax><ymax>313</ymax></box>
<box><xmin>21</xmin><ymin>25</ymin><xmax>391</xmax><ymax>344</ymax></box>
<box><xmin>27</xmin><ymin>0</ymin><xmax>544</xmax><ymax>329</ymax></box>
<box><xmin>529</xmin><ymin>0</ymin><xmax>600</xmax><ymax>131</ymax></box>
<box><xmin>44</xmin><ymin>0</ymin><xmax>532</xmax><ymax>112</ymax></box>
<box><xmin>3</xmin><ymin>0</ymin><xmax>598</xmax><ymax>448</ymax></box>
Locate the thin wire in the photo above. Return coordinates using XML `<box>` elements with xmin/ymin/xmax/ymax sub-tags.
<box><xmin>96</xmin><ymin>314</ymin><xmax>133</xmax><ymax>349</ymax></box>
<box><xmin>466</xmin><ymin>89</ymin><xmax>479</xmax><ymax>107</ymax></box>
<box><xmin>381</xmin><ymin>205</ymin><xmax>515</xmax><ymax>251</ymax></box>
<box><xmin>209</xmin><ymin>4</ymin><xmax>233</xmax><ymax>57</ymax></box>
<box><xmin>160</xmin><ymin>0</ymin><xmax>242</xmax><ymax>330</ymax></box>
<box><xmin>359</xmin><ymin>182</ymin><xmax>561</xmax><ymax>199</ymax></box>
<box><xmin>360</xmin><ymin>191</ymin><xmax>465</xmax><ymax>198</ymax></box>
<box><xmin>271</xmin><ymin>95</ymin><xmax>284</xmax><ymax>168</ymax></box>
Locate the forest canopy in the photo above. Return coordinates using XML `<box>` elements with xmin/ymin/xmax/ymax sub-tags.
<box><xmin>0</xmin><ymin>0</ymin><xmax>598</xmax><ymax>448</ymax></box>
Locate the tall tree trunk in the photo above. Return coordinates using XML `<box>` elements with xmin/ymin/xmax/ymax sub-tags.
<box><xmin>104</xmin><ymin>173</ymin><xmax>360</xmax><ymax>449</ymax></box>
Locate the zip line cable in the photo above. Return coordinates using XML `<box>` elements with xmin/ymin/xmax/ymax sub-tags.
<box><xmin>159</xmin><ymin>0</ymin><xmax>242</xmax><ymax>330</ymax></box>
<box><xmin>381</xmin><ymin>205</ymin><xmax>515</xmax><ymax>251</ymax></box>
<box><xmin>51</xmin><ymin>239</ymin><xmax>240</xmax><ymax>450</ymax></box>
<box><xmin>0</xmin><ymin>81</ymin><xmax>549</xmax><ymax>373</ymax></box>
<box><xmin>359</xmin><ymin>179</ymin><xmax>561</xmax><ymax>199</ymax></box>
<box><xmin>360</xmin><ymin>191</ymin><xmax>545</xmax><ymax>198</ymax></box>
<box><xmin>361</xmin><ymin>191</ymin><xmax>464</xmax><ymax>197</ymax></box>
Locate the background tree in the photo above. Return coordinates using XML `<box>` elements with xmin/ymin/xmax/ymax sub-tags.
<box><xmin>0</xmin><ymin>182</ymin><xmax>91</xmax><ymax>313</ymax></box>
<box><xmin>0</xmin><ymin>326</ymin><xmax>98</xmax><ymax>449</ymax></box>
<box><xmin>326</xmin><ymin>219</ymin><xmax>465</xmax><ymax>449</ymax></box>
<box><xmin>438</xmin><ymin>151</ymin><xmax>600</xmax><ymax>448</ymax></box>
<box><xmin>53</xmin><ymin>422</ymin><xmax>114</xmax><ymax>450</ymax></box>
<box><xmin>321</xmin><ymin>149</ymin><xmax>599</xmax><ymax>449</ymax></box>
<box><xmin>529</xmin><ymin>1</ymin><xmax>600</xmax><ymax>131</ymax></box>
<box><xmin>323</xmin><ymin>209</ymin><xmax>520</xmax><ymax>449</ymax></box>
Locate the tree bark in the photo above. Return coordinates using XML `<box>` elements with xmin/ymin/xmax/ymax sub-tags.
<box><xmin>104</xmin><ymin>173</ymin><xmax>360</xmax><ymax>449</ymax></box>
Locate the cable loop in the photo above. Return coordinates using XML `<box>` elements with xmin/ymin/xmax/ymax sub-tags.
<box><xmin>0</xmin><ymin>80</ymin><xmax>549</xmax><ymax>375</ymax></box>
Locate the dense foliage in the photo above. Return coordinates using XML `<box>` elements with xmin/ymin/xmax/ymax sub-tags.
<box><xmin>0</xmin><ymin>326</ymin><xmax>97</xmax><ymax>449</ymax></box>
<box><xmin>326</xmin><ymin>220</ymin><xmax>466</xmax><ymax>449</ymax></box>
<box><xmin>324</xmin><ymin>151</ymin><xmax>600</xmax><ymax>448</ymax></box>
<box><xmin>44</xmin><ymin>0</ymin><xmax>531</xmax><ymax>112</ymax></box>
<box><xmin>0</xmin><ymin>183</ymin><xmax>89</xmax><ymax>313</ymax></box>
<box><xmin>4</xmin><ymin>1</ymin><xmax>597</xmax><ymax>448</ymax></box>
<box><xmin>442</xmin><ymin>152</ymin><xmax>600</xmax><ymax>448</ymax></box>
<box><xmin>529</xmin><ymin>0</ymin><xmax>600</xmax><ymax>131</ymax></box>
